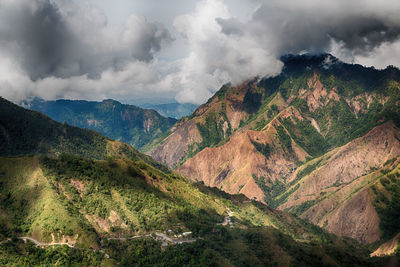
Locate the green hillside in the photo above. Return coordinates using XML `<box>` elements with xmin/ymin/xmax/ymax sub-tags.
<box><xmin>0</xmin><ymin>155</ymin><xmax>384</xmax><ymax>266</ymax></box>
<box><xmin>0</xmin><ymin>97</ymin><xmax>166</xmax><ymax>170</ymax></box>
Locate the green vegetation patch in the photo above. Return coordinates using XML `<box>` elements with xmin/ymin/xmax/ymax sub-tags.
<box><xmin>371</xmin><ymin>170</ymin><xmax>400</xmax><ymax>239</ymax></box>
<box><xmin>281</xmin><ymin>117</ymin><xmax>327</xmax><ymax>157</ymax></box>
<box><xmin>276</xmin><ymin>125</ymin><xmax>294</xmax><ymax>155</ymax></box>
<box><xmin>250</xmin><ymin>139</ymin><xmax>272</xmax><ymax>159</ymax></box>
<box><xmin>196</xmin><ymin>110</ymin><xmax>231</xmax><ymax>151</ymax></box>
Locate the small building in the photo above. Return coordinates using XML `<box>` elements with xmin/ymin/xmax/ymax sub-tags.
<box><xmin>182</xmin><ymin>231</ymin><xmax>192</xmax><ymax>237</ymax></box>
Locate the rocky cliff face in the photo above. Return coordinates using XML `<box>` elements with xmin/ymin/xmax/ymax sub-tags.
<box><xmin>149</xmin><ymin>54</ymin><xmax>400</xmax><ymax>244</ymax></box>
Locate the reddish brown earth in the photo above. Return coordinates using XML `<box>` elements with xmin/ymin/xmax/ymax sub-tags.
<box><xmin>281</xmin><ymin>121</ymin><xmax>400</xmax><ymax>243</ymax></box>
<box><xmin>178</xmin><ymin>117</ymin><xmax>400</xmax><ymax>243</ymax></box>
<box><xmin>148</xmin><ymin>70</ymin><xmax>400</xmax><ymax>244</ymax></box>
<box><xmin>178</xmin><ymin>108</ymin><xmax>309</xmax><ymax>203</ymax></box>
<box><xmin>149</xmin><ymin>119</ymin><xmax>203</xmax><ymax>167</ymax></box>
<box><xmin>148</xmin><ymin>82</ymin><xmax>254</xmax><ymax>167</ymax></box>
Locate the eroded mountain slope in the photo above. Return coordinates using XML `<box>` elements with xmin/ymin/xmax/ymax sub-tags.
<box><xmin>150</xmin><ymin>54</ymin><xmax>400</xmax><ymax>245</ymax></box>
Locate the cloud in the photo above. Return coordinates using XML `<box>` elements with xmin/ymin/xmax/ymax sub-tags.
<box><xmin>0</xmin><ymin>0</ymin><xmax>172</xmax><ymax>80</ymax></box>
<box><xmin>169</xmin><ymin>0</ymin><xmax>400</xmax><ymax>103</ymax></box>
<box><xmin>171</xmin><ymin>0</ymin><xmax>283</xmax><ymax>104</ymax></box>
<box><xmin>1</xmin><ymin>0</ymin><xmax>400</xmax><ymax>105</ymax></box>
<box><xmin>354</xmin><ymin>40</ymin><xmax>400</xmax><ymax>69</ymax></box>
<box><xmin>217</xmin><ymin>0</ymin><xmax>400</xmax><ymax>63</ymax></box>
<box><xmin>0</xmin><ymin>0</ymin><xmax>174</xmax><ymax>102</ymax></box>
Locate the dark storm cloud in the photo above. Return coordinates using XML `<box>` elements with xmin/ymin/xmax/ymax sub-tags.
<box><xmin>0</xmin><ymin>0</ymin><xmax>72</xmax><ymax>80</ymax></box>
<box><xmin>0</xmin><ymin>0</ymin><xmax>172</xmax><ymax>80</ymax></box>
<box><xmin>218</xmin><ymin>0</ymin><xmax>400</xmax><ymax>58</ymax></box>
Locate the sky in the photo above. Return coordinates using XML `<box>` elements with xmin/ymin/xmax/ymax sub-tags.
<box><xmin>1</xmin><ymin>0</ymin><xmax>400</xmax><ymax>105</ymax></box>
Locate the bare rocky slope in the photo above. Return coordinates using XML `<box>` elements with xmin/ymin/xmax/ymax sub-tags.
<box><xmin>148</xmin><ymin>54</ymin><xmax>400</xmax><ymax>249</ymax></box>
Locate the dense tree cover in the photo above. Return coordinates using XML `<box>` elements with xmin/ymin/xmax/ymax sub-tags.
<box><xmin>252</xmin><ymin>175</ymin><xmax>286</xmax><ymax>208</ymax></box>
<box><xmin>243</xmin><ymin>89</ymin><xmax>263</xmax><ymax>113</ymax></box>
<box><xmin>281</xmin><ymin>116</ymin><xmax>327</xmax><ymax>157</ymax></box>
<box><xmin>0</xmin><ymin>240</ymin><xmax>106</xmax><ymax>266</ymax></box>
<box><xmin>1</xmin><ymin>226</ymin><xmax>389</xmax><ymax>267</ymax></box>
<box><xmin>196</xmin><ymin>110</ymin><xmax>231</xmax><ymax>152</ymax></box>
<box><xmin>0</xmin><ymin>97</ymin><xmax>107</xmax><ymax>159</ymax></box>
<box><xmin>275</xmin><ymin>125</ymin><xmax>294</xmax><ymax>156</ymax></box>
<box><xmin>371</xmin><ymin>171</ymin><xmax>400</xmax><ymax>239</ymax></box>
<box><xmin>28</xmin><ymin>98</ymin><xmax>177</xmax><ymax>150</ymax></box>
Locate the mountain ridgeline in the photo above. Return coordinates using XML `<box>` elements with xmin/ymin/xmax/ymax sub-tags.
<box><xmin>148</xmin><ymin>54</ymin><xmax>400</xmax><ymax>249</ymax></box>
<box><xmin>140</xmin><ymin>102</ymin><xmax>198</xmax><ymax>119</ymax></box>
<box><xmin>0</xmin><ymin>97</ymin><xmax>387</xmax><ymax>265</ymax></box>
<box><xmin>0</xmin><ymin>97</ymin><xmax>161</xmax><ymax>167</ymax></box>
<box><xmin>25</xmin><ymin>98</ymin><xmax>177</xmax><ymax>150</ymax></box>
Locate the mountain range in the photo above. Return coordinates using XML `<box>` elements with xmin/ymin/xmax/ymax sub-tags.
<box><xmin>139</xmin><ymin>102</ymin><xmax>198</xmax><ymax>119</ymax></box>
<box><xmin>24</xmin><ymin>98</ymin><xmax>176</xmax><ymax>150</ymax></box>
<box><xmin>1</xmin><ymin>53</ymin><xmax>399</xmax><ymax>265</ymax></box>
<box><xmin>147</xmin><ymin>54</ymin><xmax>400</xmax><ymax>249</ymax></box>
<box><xmin>0</xmin><ymin>96</ymin><xmax>388</xmax><ymax>266</ymax></box>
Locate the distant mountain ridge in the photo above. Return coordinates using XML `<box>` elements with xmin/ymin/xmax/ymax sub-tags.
<box><xmin>0</xmin><ymin>97</ymin><xmax>159</xmax><ymax>165</ymax></box>
<box><xmin>24</xmin><ymin>98</ymin><xmax>177</xmax><ymax>150</ymax></box>
<box><xmin>148</xmin><ymin>53</ymin><xmax>400</xmax><ymax>246</ymax></box>
<box><xmin>140</xmin><ymin>102</ymin><xmax>198</xmax><ymax>119</ymax></box>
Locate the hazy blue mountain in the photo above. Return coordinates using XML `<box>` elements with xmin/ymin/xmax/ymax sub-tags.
<box><xmin>140</xmin><ymin>102</ymin><xmax>198</xmax><ymax>119</ymax></box>
<box><xmin>23</xmin><ymin>98</ymin><xmax>177</xmax><ymax>150</ymax></box>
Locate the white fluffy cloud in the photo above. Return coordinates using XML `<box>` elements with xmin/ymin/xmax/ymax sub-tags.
<box><xmin>169</xmin><ymin>0</ymin><xmax>283</xmax><ymax>104</ymax></box>
<box><xmin>0</xmin><ymin>0</ymin><xmax>172</xmax><ymax>79</ymax></box>
<box><xmin>353</xmin><ymin>40</ymin><xmax>400</xmax><ymax>69</ymax></box>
